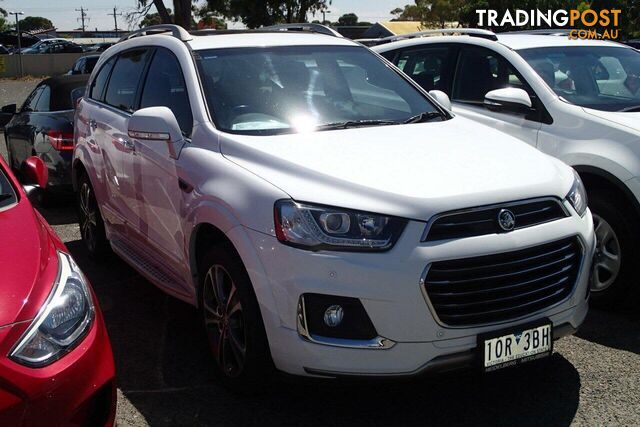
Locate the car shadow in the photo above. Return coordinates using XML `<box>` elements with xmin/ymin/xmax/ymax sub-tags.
<box><xmin>575</xmin><ymin>307</ymin><xmax>640</xmax><ymax>355</ymax></box>
<box><xmin>63</xmin><ymin>238</ymin><xmax>583</xmax><ymax>427</ymax></box>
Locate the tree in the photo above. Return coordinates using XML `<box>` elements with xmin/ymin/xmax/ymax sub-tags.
<box><xmin>0</xmin><ymin>8</ymin><xmax>8</xmax><ymax>32</ymax></box>
<box><xmin>206</xmin><ymin>0</ymin><xmax>331</xmax><ymax>29</ymax></box>
<box><xmin>134</xmin><ymin>0</ymin><xmax>193</xmax><ymax>29</ymax></box>
<box><xmin>390</xmin><ymin>4</ymin><xmax>422</xmax><ymax>21</ymax></box>
<box><xmin>337</xmin><ymin>13</ymin><xmax>358</xmax><ymax>26</ymax></box>
<box><xmin>139</xmin><ymin>11</ymin><xmax>169</xmax><ymax>28</ymax></box>
<box><xmin>17</xmin><ymin>16</ymin><xmax>54</xmax><ymax>32</ymax></box>
<box><xmin>419</xmin><ymin>0</ymin><xmax>461</xmax><ymax>28</ymax></box>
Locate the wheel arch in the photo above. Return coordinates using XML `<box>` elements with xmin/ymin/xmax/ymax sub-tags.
<box><xmin>574</xmin><ymin>165</ymin><xmax>640</xmax><ymax>220</ymax></box>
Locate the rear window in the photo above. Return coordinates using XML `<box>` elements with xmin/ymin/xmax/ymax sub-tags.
<box><xmin>0</xmin><ymin>167</ymin><xmax>17</xmax><ymax>210</ymax></box>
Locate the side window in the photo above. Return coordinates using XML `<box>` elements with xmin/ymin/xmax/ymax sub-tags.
<box><xmin>89</xmin><ymin>57</ymin><xmax>116</xmax><ymax>101</ymax></box>
<box><xmin>104</xmin><ymin>49</ymin><xmax>149</xmax><ymax>112</ymax></box>
<box><xmin>140</xmin><ymin>48</ymin><xmax>193</xmax><ymax>136</ymax></box>
<box><xmin>453</xmin><ymin>47</ymin><xmax>528</xmax><ymax>103</ymax></box>
<box><xmin>34</xmin><ymin>85</ymin><xmax>51</xmax><ymax>112</ymax></box>
<box><xmin>22</xmin><ymin>86</ymin><xmax>43</xmax><ymax>112</ymax></box>
<box><xmin>395</xmin><ymin>47</ymin><xmax>451</xmax><ymax>92</ymax></box>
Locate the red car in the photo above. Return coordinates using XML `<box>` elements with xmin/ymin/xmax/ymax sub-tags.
<box><xmin>0</xmin><ymin>154</ymin><xmax>116</xmax><ymax>425</ymax></box>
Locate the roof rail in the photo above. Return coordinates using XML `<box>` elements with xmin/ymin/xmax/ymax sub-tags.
<box><xmin>499</xmin><ymin>29</ymin><xmax>573</xmax><ymax>36</ymax></box>
<box><xmin>119</xmin><ymin>24</ymin><xmax>192</xmax><ymax>43</ymax></box>
<box><xmin>263</xmin><ymin>23</ymin><xmax>343</xmax><ymax>38</ymax></box>
<box><xmin>359</xmin><ymin>28</ymin><xmax>498</xmax><ymax>46</ymax></box>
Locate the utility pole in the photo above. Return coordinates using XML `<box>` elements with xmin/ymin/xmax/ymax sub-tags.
<box><xmin>75</xmin><ymin>7</ymin><xmax>89</xmax><ymax>33</ymax></box>
<box><xmin>9</xmin><ymin>11</ymin><xmax>24</xmax><ymax>77</ymax></box>
<box><xmin>108</xmin><ymin>7</ymin><xmax>123</xmax><ymax>36</ymax></box>
<box><xmin>321</xmin><ymin>10</ymin><xmax>331</xmax><ymax>25</ymax></box>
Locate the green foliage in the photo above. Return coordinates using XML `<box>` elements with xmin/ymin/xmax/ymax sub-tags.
<box><xmin>390</xmin><ymin>4</ymin><xmax>422</xmax><ymax>21</ymax></box>
<box><xmin>338</xmin><ymin>13</ymin><xmax>358</xmax><ymax>26</ymax></box>
<box><xmin>17</xmin><ymin>16</ymin><xmax>54</xmax><ymax>32</ymax></box>
<box><xmin>205</xmin><ymin>0</ymin><xmax>330</xmax><ymax>28</ymax></box>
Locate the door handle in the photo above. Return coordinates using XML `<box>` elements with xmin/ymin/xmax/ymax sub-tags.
<box><xmin>89</xmin><ymin>119</ymin><xmax>97</xmax><ymax>131</ymax></box>
<box><xmin>118</xmin><ymin>137</ymin><xmax>136</xmax><ymax>153</ymax></box>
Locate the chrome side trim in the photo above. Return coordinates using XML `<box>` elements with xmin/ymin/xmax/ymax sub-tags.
<box><xmin>297</xmin><ymin>295</ymin><xmax>395</xmax><ymax>350</ymax></box>
<box><xmin>421</xmin><ymin>196</ymin><xmax>569</xmax><ymax>242</ymax></box>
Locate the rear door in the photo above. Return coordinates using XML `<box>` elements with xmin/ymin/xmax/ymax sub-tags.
<box><xmin>101</xmin><ymin>48</ymin><xmax>151</xmax><ymax>238</ymax></box>
<box><xmin>5</xmin><ymin>85</ymin><xmax>44</xmax><ymax>169</ymax></box>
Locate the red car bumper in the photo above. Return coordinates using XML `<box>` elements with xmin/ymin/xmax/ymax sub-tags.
<box><xmin>0</xmin><ymin>305</ymin><xmax>116</xmax><ymax>426</ymax></box>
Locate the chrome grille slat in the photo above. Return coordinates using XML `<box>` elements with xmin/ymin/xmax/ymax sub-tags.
<box><xmin>424</xmin><ymin>198</ymin><xmax>567</xmax><ymax>242</ymax></box>
<box><xmin>423</xmin><ymin>237</ymin><xmax>582</xmax><ymax>326</ymax></box>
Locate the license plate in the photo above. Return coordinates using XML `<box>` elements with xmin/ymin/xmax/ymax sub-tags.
<box><xmin>480</xmin><ymin>321</ymin><xmax>553</xmax><ymax>372</ymax></box>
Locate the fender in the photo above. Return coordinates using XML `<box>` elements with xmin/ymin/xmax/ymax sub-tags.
<box><xmin>573</xmin><ymin>164</ymin><xmax>640</xmax><ymax>219</ymax></box>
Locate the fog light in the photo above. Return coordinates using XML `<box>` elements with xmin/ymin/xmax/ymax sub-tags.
<box><xmin>323</xmin><ymin>305</ymin><xmax>344</xmax><ymax>327</ymax></box>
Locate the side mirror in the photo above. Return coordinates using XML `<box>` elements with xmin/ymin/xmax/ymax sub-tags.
<box><xmin>21</xmin><ymin>157</ymin><xmax>48</xmax><ymax>205</ymax></box>
<box><xmin>484</xmin><ymin>88</ymin><xmax>532</xmax><ymax>114</ymax></box>
<box><xmin>1</xmin><ymin>104</ymin><xmax>17</xmax><ymax>114</ymax></box>
<box><xmin>22</xmin><ymin>156</ymin><xmax>49</xmax><ymax>188</ymax></box>
<box><xmin>128</xmin><ymin>106</ymin><xmax>182</xmax><ymax>143</ymax></box>
<box><xmin>428</xmin><ymin>90</ymin><xmax>452</xmax><ymax>111</ymax></box>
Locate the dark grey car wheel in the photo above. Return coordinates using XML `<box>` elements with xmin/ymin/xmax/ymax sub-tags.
<box><xmin>76</xmin><ymin>173</ymin><xmax>110</xmax><ymax>258</ymax></box>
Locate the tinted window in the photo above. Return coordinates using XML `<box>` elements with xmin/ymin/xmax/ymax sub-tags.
<box><xmin>519</xmin><ymin>46</ymin><xmax>640</xmax><ymax>112</ymax></box>
<box><xmin>140</xmin><ymin>48</ymin><xmax>193</xmax><ymax>136</ymax></box>
<box><xmin>22</xmin><ymin>86</ymin><xmax>43</xmax><ymax>111</ymax></box>
<box><xmin>196</xmin><ymin>45</ymin><xmax>441</xmax><ymax>135</ymax></box>
<box><xmin>34</xmin><ymin>85</ymin><xmax>51</xmax><ymax>112</ymax></box>
<box><xmin>89</xmin><ymin>56</ymin><xmax>116</xmax><ymax>101</ymax></box>
<box><xmin>396</xmin><ymin>47</ymin><xmax>451</xmax><ymax>92</ymax></box>
<box><xmin>453</xmin><ymin>47</ymin><xmax>528</xmax><ymax>103</ymax></box>
<box><xmin>105</xmin><ymin>49</ymin><xmax>148</xmax><ymax>112</ymax></box>
<box><xmin>0</xmin><ymin>167</ymin><xmax>17</xmax><ymax>209</ymax></box>
<box><xmin>85</xmin><ymin>57</ymin><xmax>98</xmax><ymax>74</ymax></box>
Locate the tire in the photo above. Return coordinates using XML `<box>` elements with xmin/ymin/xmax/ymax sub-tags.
<box><xmin>76</xmin><ymin>172</ymin><xmax>110</xmax><ymax>258</ymax></box>
<box><xmin>588</xmin><ymin>190</ymin><xmax>639</xmax><ymax>308</ymax></box>
<box><xmin>198</xmin><ymin>245</ymin><xmax>274</xmax><ymax>393</ymax></box>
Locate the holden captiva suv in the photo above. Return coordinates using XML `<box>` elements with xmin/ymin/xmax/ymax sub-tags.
<box><xmin>73</xmin><ymin>24</ymin><xmax>594</xmax><ymax>389</ymax></box>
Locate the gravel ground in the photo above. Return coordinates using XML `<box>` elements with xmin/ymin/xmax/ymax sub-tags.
<box><xmin>1</xmin><ymin>81</ymin><xmax>639</xmax><ymax>426</ymax></box>
<box><xmin>0</xmin><ymin>78</ymin><xmax>41</xmax><ymax>107</ymax></box>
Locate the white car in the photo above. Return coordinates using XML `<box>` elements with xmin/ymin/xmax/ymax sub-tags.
<box><xmin>374</xmin><ymin>31</ymin><xmax>640</xmax><ymax>306</ymax></box>
<box><xmin>73</xmin><ymin>25</ymin><xmax>594</xmax><ymax>389</ymax></box>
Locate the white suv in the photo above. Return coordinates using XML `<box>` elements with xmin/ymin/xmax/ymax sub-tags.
<box><xmin>73</xmin><ymin>25</ymin><xmax>594</xmax><ymax>388</ymax></box>
<box><xmin>373</xmin><ymin>30</ymin><xmax>640</xmax><ymax>306</ymax></box>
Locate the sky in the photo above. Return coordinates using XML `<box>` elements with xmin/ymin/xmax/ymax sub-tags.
<box><xmin>1</xmin><ymin>0</ymin><xmax>405</xmax><ymax>31</ymax></box>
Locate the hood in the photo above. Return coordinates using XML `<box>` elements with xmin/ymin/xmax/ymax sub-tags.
<box><xmin>220</xmin><ymin>116</ymin><xmax>574</xmax><ymax>220</ymax></box>
<box><xmin>583</xmin><ymin>108</ymin><xmax>640</xmax><ymax>133</ymax></box>
<box><xmin>0</xmin><ymin>198</ymin><xmax>58</xmax><ymax>327</ymax></box>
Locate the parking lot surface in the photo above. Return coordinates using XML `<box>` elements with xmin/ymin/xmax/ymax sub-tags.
<box><xmin>1</xmin><ymin>84</ymin><xmax>639</xmax><ymax>426</ymax></box>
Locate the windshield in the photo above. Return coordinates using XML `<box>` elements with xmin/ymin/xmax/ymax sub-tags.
<box><xmin>519</xmin><ymin>46</ymin><xmax>640</xmax><ymax>112</ymax></box>
<box><xmin>0</xmin><ymin>166</ymin><xmax>17</xmax><ymax>210</ymax></box>
<box><xmin>195</xmin><ymin>45</ymin><xmax>442</xmax><ymax>135</ymax></box>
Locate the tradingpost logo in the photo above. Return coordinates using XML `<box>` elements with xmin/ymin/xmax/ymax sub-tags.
<box><xmin>476</xmin><ymin>9</ymin><xmax>622</xmax><ymax>40</ymax></box>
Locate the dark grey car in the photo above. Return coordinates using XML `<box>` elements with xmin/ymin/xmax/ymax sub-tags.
<box><xmin>2</xmin><ymin>75</ymin><xmax>89</xmax><ymax>194</ymax></box>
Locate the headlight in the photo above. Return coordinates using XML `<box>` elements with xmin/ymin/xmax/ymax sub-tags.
<box><xmin>10</xmin><ymin>252</ymin><xmax>94</xmax><ymax>367</ymax></box>
<box><xmin>566</xmin><ymin>170</ymin><xmax>588</xmax><ymax>216</ymax></box>
<box><xmin>274</xmin><ymin>200</ymin><xmax>407</xmax><ymax>251</ymax></box>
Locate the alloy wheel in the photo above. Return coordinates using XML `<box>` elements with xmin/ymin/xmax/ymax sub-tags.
<box><xmin>79</xmin><ymin>182</ymin><xmax>98</xmax><ymax>253</ymax></box>
<box><xmin>591</xmin><ymin>214</ymin><xmax>622</xmax><ymax>292</ymax></box>
<box><xmin>203</xmin><ymin>264</ymin><xmax>247</xmax><ymax>378</ymax></box>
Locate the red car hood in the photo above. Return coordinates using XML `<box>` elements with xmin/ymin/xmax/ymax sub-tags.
<box><xmin>0</xmin><ymin>199</ymin><xmax>59</xmax><ymax>327</ymax></box>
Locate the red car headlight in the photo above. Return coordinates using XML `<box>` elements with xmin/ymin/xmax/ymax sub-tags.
<box><xmin>9</xmin><ymin>252</ymin><xmax>95</xmax><ymax>367</ymax></box>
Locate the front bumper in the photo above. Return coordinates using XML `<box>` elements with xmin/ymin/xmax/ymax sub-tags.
<box><xmin>0</xmin><ymin>305</ymin><xmax>116</xmax><ymax>425</ymax></box>
<box><xmin>235</xmin><ymin>204</ymin><xmax>595</xmax><ymax>377</ymax></box>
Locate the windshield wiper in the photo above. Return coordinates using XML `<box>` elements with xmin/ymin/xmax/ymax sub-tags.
<box><xmin>403</xmin><ymin>111</ymin><xmax>445</xmax><ymax>124</ymax></box>
<box><xmin>315</xmin><ymin>119</ymin><xmax>399</xmax><ymax>130</ymax></box>
<box><xmin>619</xmin><ymin>105</ymin><xmax>640</xmax><ymax>113</ymax></box>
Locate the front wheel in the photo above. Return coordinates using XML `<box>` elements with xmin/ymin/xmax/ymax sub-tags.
<box><xmin>588</xmin><ymin>191</ymin><xmax>639</xmax><ymax>308</ymax></box>
<box><xmin>199</xmin><ymin>245</ymin><xmax>273</xmax><ymax>392</ymax></box>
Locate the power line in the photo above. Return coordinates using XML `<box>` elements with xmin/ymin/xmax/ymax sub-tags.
<box><xmin>108</xmin><ymin>6</ymin><xmax>123</xmax><ymax>35</ymax></box>
<box><xmin>75</xmin><ymin>6</ymin><xmax>90</xmax><ymax>32</ymax></box>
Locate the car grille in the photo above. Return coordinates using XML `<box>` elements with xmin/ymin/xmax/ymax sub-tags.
<box><xmin>423</xmin><ymin>198</ymin><xmax>567</xmax><ymax>242</ymax></box>
<box><xmin>422</xmin><ymin>237</ymin><xmax>582</xmax><ymax>327</ymax></box>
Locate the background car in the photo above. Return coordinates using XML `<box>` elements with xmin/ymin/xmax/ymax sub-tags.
<box><xmin>3</xmin><ymin>74</ymin><xmax>89</xmax><ymax>196</ymax></box>
<box><xmin>84</xmin><ymin>42</ymin><xmax>115</xmax><ymax>53</ymax></box>
<box><xmin>68</xmin><ymin>54</ymin><xmax>100</xmax><ymax>75</ymax></box>
<box><xmin>374</xmin><ymin>30</ymin><xmax>640</xmax><ymax>307</ymax></box>
<box><xmin>0</xmin><ymin>154</ymin><xmax>115</xmax><ymax>425</ymax></box>
<box><xmin>0</xmin><ymin>44</ymin><xmax>9</xmax><ymax>55</ymax></box>
<box><xmin>21</xmin><ymin>39</ymin><xmax>84</xmax><ymax>54</ymax></box>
